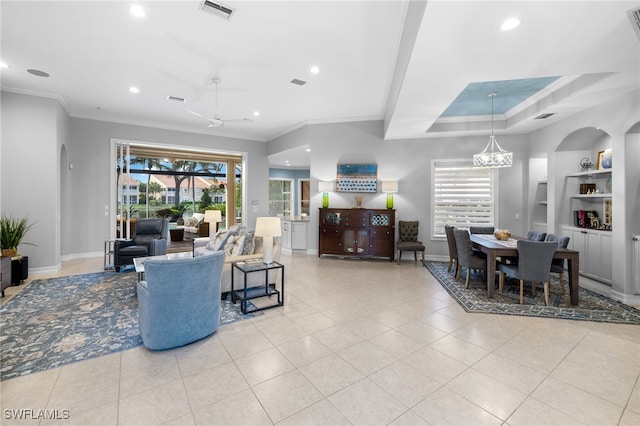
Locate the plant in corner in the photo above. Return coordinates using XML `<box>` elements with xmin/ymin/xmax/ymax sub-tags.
<box><xmin>0</xmin><ymin>214</ymin><xmax>35</xmax><ymax>257</ymax></box>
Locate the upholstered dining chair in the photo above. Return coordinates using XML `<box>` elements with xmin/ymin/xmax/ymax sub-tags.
<box><xmin>444</xmin><ymin>225</ymin><xmax>458</xmax><ymax>275</ymax></box>
<box><xmin>498</xmin><ymin>240</ymin><xmax>557</xmax><ymax>305</ymax></box>
<box><xmin>137</xmin><ymin>251</ymin><xmax>226</xmax><ymax>350</ymax></box>
<box><xmin>526</xmin><ymin>230</ymin><xmax>547</xmax><ymax>241</ymax></box>
<box><xmin>469</xmin><ymin>226</ymin><xmax>495</xmax><ymax>235</ymax></box>
<box><xmin>545</xmin><ymin>233</ymin><xmax>570</xmax><ymax>295</ymax></box>
<box><xmin>501</xmin><ymin>229</ymin><xmax>550</xmax><ymax>266</ymax></box>
<box><xmin>453</xmin><ymin>228</ymin><xmax>487</xmax><ymax>288</ymax></box>
<box><xmin>397</xmin><ymin>221</ymin><xmax>425</xmax><ymax>265</ymax></box>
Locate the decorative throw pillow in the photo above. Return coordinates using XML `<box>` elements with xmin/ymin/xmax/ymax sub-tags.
<box><xmin>242</xmin><ymin>232</ymin><xmax>256</xmax><ymax>255</ymax></box>
<box><xmin>185</xmin><ymin>217</ymin><xmax>198</xmax><ymax>227</ymax></box>
<box><xmin>224</xmin><ymin>235</ymin><xmax>246</xmax><ymax>256</ymax></box>
<box><xmin>207</xmin><ymin>230</ymin><xmax>235</xmax><ymax>251</ymax></box>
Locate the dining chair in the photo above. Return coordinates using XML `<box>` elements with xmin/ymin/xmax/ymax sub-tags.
<box><xmin>397</xmin><ymin>221</ymin><xmax>426</xmax><ymax>265</ymax></box>
<box><xmin>526</xmin><ymin>230</ymin><xmax>547</xmax><ymax>241</ymax></box>
<box><xmin>444</xmin><ymin>225</ymin><xmax>458</xmax><ymax>275</ymax></box>
<box><xmin>469</xmin><ymin>226</ymin><xmax>495</xmax><ymax>235</ymax></box>
<box><xmin>453</xmin><ymin>228</ymin><xmax>487</xmax><ymax>288</ymax></box>
<box><xmin>545</xmin><ymin>233</ymin><xmax>570</xmax><ymax>295</ymax></box>
<box><xmin>503</xmin><ymin>230</ymin><xmax>549</xmax><ymax>265</ymax></box>
<box><xmin>498</xmin><ymin>240</ymin><xmax>557</xmax><ymax>305</ymax></box>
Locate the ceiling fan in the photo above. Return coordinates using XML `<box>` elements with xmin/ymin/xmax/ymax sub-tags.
<box><xmin>188</xmin><ymin>77</ymin><xmax>253</xmax><ymax>128</ymax></box>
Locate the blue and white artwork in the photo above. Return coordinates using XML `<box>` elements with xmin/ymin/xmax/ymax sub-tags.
<box><xmin>336</xmin><ymin>163</ymin><xmax>377</xmax><ymax>192</ymax></box>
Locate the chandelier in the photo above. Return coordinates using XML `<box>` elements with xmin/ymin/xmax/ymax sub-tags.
<box><xmin>473</xmin><ymin>93</ymin><xmax>513</xmax><ymax>168</ymax></box>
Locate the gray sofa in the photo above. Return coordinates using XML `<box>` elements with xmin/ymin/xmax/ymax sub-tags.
<box><xmin>193</xmin><ymin>226</ymin><xmax>281</xmax><ymax>296</ymax></box>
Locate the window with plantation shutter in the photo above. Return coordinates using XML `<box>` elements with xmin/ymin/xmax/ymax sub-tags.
<box><xmin>432</xmin><ymin>160</ymin><xmax>494</xmax><ymax>238</ymax></box>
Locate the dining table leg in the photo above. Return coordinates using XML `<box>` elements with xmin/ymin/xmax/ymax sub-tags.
<box><xmin>568</xmin><ymin>254</ymin><xmax>579</xmax><ymax>305</ymax></box>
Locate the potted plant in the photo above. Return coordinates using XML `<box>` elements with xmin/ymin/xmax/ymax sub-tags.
<box><xmin>1</xmin><ymin>214</ymin><xmax>35</xmax><ymax>257</ymax></box>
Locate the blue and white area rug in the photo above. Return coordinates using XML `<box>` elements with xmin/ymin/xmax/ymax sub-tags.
<box><xmin>0</xmin><ymin>272</ymin><xmax>258</xmax><ymax>381</ymax></box>
<box><xmin>425</xmin><ymin>261</ymin><xmax>640</xmax><ymax>324</ymax></box>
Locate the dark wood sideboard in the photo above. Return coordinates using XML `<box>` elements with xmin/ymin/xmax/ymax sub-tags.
<box><xmin>318</xmin><ymin>208</ymin><xmax>395</xmax><ymax>261</ymax></box>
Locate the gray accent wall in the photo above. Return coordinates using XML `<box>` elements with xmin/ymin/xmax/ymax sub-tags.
<box><xmin>2</xmin><ymin>91</ymin><xmax>270</xmax><ymax>271</ymax></box>
<box><xmin>2</xmin><ymin>88</ymin><xmax>638</xmax><ymax>303</ymax></box>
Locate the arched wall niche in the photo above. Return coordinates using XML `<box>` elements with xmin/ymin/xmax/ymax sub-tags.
<box><xmin>556</xmin><ymin>127</ymin><xmax>610</xmax><ymax>152</ymax></box>
<box><xmin>551</xmin><ymin>126</ymin><xmax>613</xmax><ymax>238</ymax></box>
<box><xmin>626</xmin><ymin>121</ymin><xmax>640</xmax><ymax>134</ymax></box>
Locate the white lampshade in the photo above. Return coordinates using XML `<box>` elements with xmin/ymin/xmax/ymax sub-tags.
<box><xmin>255</xmin><ymin>217</ymin><xmax>282</xmax><ymax>238</ymax></box>
<box><xmin>204</xmin><ymin>209</ymin><xmax>222</xmax><ymax>224</ymax></box>
<box><xmin>318</xmin><ymin>181</ymin><xmax>333</xmax><ymax>192</ymax></box>
<box><xmin>381</xmin><ymin>181</ymin><xmax>398</xmax><ymax>193</ymax></box>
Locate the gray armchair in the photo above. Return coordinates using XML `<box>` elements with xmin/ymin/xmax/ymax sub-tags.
<box><xmin>114</xmin><ymin>218</ymin><xmax>168</xmax><ymax>271</ymax></box>
<box><xmin>137</xmin><ymin>251</ymin><xmax>226</xmax><ymax>350</ymax></box>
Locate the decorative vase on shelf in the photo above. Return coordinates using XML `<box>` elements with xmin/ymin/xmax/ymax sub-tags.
<box><xmin>354</xmin><ymin>196</ymin><xmax>364</xmax><ymax>208</ymax></box>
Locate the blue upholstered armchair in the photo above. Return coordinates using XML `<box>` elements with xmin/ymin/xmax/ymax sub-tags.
<box><xmin>114</xmin><ymin>218</ymin><xmax>168</xmax><ymax>271</ymax></box>
<box><xmin>137</xmin><ymin>251</ymin><xmax>226</xmax><ymax>350</ymax></box>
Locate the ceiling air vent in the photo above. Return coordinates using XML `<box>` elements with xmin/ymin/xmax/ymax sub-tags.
<box><xmin>200</xmin><ymin>0</ymin><xmax>235</xmax><ymax>20</ymax></box>
<box><xmin>627</xmin><ymin>6</ymin><xmax>640</xmax><ymax>42</ymax></box>
<box><xmin>535</xmin><ymin>113</ymin><xmax>555</xmax><ymax>120</ymax></box>
<box><xmin>290</xmin><ymin>79</ymin><xmax>307</xmax><ymax>86</ymax></box>
<box><xmin>167</xmin><ymin>96</ymin><xmax>185</xmax><ymax>103</ymax></box>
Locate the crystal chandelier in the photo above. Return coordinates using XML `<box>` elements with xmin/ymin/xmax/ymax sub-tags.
<box><xmin>473</xmin><ymin>93</ymin><xmax>513</xmax><ymax>168</ymax></box>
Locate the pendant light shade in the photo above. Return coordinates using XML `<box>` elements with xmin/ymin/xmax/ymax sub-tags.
<box><xmin>473</xmin><ymin>93</ymin><xmax>513</xmax><ymax>168</ymax></box>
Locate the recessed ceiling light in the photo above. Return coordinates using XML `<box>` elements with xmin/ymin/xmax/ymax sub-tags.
<box><xmin>27</xmin><ymin>69</ymin><xmax>50</xmax><ymax>77</ymax></box>
<box><xmin>129</xmin><ymin>86</ymin><xmax>140</xmax><ymax>93</ymax></box>
<box><xmin>500</xmin><ymin>17</ymin><xmax>521</xmax><ymax>31</ymax></box>
<box><xmin>306</xmin><ymin>148</ymin><xmax>311</xmax><ymax>152</ymax></box>
<box><xmin>0</xmin><ymin>61</ymin><xmax>9</xmax><ymax>69</ymax></box>
<box><xmin>129</xmin><ymin>4</ymin><xmax>146</xmax><ymax>18</ymax></box>
<box><xmin>253</xmin><ymin>111</ymin><xmax>260</xmax><ymax>117</ymax></box>
<box><xmin>310</xmin><ymin>65</ymin><xmax>320</xmax><ymax>74</ymax></box>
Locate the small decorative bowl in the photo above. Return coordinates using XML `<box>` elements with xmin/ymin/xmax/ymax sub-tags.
<box><xmin>494</xmin><ymin>229</ymin><xmax>511</xmax><ymax>240</ymax></box>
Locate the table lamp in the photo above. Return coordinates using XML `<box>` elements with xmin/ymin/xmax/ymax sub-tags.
<box><xmin>255</xmin><ymin>217</ymin><xmax>282</xmax><ymax>264</ymax></box>
<box><xmin>381</xmin><ymin>181</ymin><xmax>398</xmax><ymax>209</ymax></box>
<box><xmin>318</xmin><ymin>181</ymin><xmax>333</xmax><ymax>208</ymax></box>
<box><xmin>204</xmin><ymin>209</ymin><xmax>222</xmax><ymax>235</ymax></box>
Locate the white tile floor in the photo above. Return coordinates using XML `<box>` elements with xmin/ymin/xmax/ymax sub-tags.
<box><xmin>1</xmin><ymin>253</ymin><xmax>639</xmax><ymax>426</ymax></box>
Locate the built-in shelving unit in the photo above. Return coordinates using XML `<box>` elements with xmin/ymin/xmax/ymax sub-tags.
<box><xmin>561</xmin><ymin>167</ymin><xmax>612</xmax><ymax>285</ymax></box>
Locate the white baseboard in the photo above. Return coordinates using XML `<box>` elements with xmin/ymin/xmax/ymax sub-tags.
<box><xmin>610</xmin><ymin>290</ymin><xmax>640</xmax><ymax>306</ymax></box>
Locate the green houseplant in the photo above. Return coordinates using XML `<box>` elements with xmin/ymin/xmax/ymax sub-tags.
<box><xmin>1</xmin><ymin>215</ymin><xmax>35</xmax><ymax>257</ymax></box>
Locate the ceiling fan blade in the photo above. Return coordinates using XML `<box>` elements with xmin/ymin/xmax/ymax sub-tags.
<box><xmin>224</xmin><ymin>118</ymin><xmax>254</xmax><ymax>123</ymax></box>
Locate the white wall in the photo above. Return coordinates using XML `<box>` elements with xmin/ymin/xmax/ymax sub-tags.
<box><xmin>269</xmin><ymin>120</ymin><xmax>529</xmax><ymax>259</ymax></box>
<box><xmin>1</xmin><ymin>91</ymin><xmax>271</xmax><ymax>271</ymax></box>
<box><xmin>4</xmin><ymin>88</ymin><xmax>638</xmax><ymax>301</ymax></box>
<box><xmin>1</xmin><ymin>92</ymin><xmax>61</xmax><ymax>269</ymax></box>
<box><xmin>67</xmin><ymin>118</ymin><xmax>271</xmax><ymax>258</ymax></box>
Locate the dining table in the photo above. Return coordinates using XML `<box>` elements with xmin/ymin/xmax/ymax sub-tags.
<box><xmin>470</xmin><ymin>233</ymin><xmax>581</xmax><ymax>305</ymax></box>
